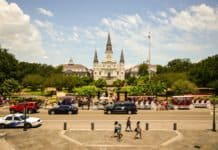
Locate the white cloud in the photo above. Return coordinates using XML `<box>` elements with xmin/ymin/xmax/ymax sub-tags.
<box><xmin>170</xmin><ymin>4</ymin><xmax>218</xmax><ymax>31</ymax></box>
<box><xmin>169</xmin><ymin>8</ymin><xmax>177</xmax><ymax>14</ymax></box>
<box><xmin>101</xmin><ymin>14</ymin><xmax>143</xmax><ymax>30</ymax></box>
<box><xmin>37</xmin><ymin>8</ymin><xmax>53</xmax><ymax>17</ymax></box>
<box><xmin>0</xmin><ymin>0</ymin><xmax>45</xmax><ymax>60</ymax></box>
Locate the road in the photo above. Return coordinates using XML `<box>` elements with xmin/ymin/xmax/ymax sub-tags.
<box><xmin>1</xmin><ymin>107</ymin><xmax>218</xmax><ymax>130</ymax></box>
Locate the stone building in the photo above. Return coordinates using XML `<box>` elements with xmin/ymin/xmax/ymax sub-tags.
<box><xmin>62</xmin><ymin>58</ymin><xmax>91</xmax><ymax>77</ymax></box>
<box><xmin>93</xmin><ymin>33</ymin><xmax>125</xmax><ymax>85</ymax></box>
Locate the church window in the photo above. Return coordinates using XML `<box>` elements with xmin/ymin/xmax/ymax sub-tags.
<box><xmin>99</xmin><ymin>72</ymin><xmax>101</xmax><ymax>75</ymax></box>
<box><xmin>117</xmin><ymin>72</ymin><xmax>119</xmax><ymax>75</ymax></box>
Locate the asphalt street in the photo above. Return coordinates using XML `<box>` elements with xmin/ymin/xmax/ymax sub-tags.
<box><xmin>1</xmin><ymin>107</ymin><xmax>218</xmax><ymax>130</ymax></box>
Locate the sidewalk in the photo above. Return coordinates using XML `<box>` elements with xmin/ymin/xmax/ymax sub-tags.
<box><xmin>0</xmin><ymin>133</ymin><xmax>15</xmax><ymax>150</ymax></box>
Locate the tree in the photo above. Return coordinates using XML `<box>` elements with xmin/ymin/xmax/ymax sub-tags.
<box><xmin>113</xmin><ymin>79</ymin><xmax>125</xmax><ymax>88</ymax></box>
<box><xmin>22</xmin><ymin>74</ymin><xmax>44</xmax><ymax>91</ymax></box>
<box><xmin>156</xmin><ymin>65</ymin><xmax>168</xmax><ymax>74</ymax></box>
<box><xmin>17</xmin><ymin>62</ymin><xmax>63</xmax><ymax>82</ymax></box>
<box><xmin>94</xmin><ymin>79</ymin><xmax>107</xmax><ymax>88</ymax></box>
<box><xmin>189</xmin><ymin>55</ymin><xmax>218</xmax><ymax>87</ymax></box>
<box><xmin>171</xmin><ymin>79</ymin><xmax>198</xmax><ymax>95</ymax></box>
<box><xmin>154</xmin><ymin>72</ymin><xmax>188</xmax><ymax>87</ymax></box>
<box><xmin>138</xmin><ymin>63</ymin><xmax>148</xmax><ymax>76</ymax></box>
<box><xmin>74</xmin><ymin>86</ymin><xmax>98</xmax><ymax>96</ymax></box>
<box><xmin>126</xmin><ymin>76</ymin><xmax>137</xmax><ymax>86</ymax></box>
<box><xmin>44</xmin><ymin>74</ymin><xmax>64</xmax><ymax>91</ymax></box>
<box><xmin>63</xmin><ymin>75</ymin><xmax>80</xmax><ymax>92</ymax></box>
<box><xmin>167</xmin><ymin>58</ymin><xmax>192</xmax><ymax>72</ymax></box>
<box><xmin>0</xmin><ymin>48</ymin><xmax>18</xmax><ymax>83</ymax></box>
<box><xmin>136</xmin><ymin>76</ymin><xmax>149</xmax><ymax>86</ymax></box>
<box><xmin>0</xmin><ymin>79</ymin><xmax>21</xmax><ymax>98</ymax></box>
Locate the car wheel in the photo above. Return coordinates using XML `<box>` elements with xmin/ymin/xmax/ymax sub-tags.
<box><xmin>107</xmin><ymin>110</ymin><xmax>112</xmax><ymax>114</ymax></box>
<box><xmin>68</xmin><ymin>111</ymin><xmax>72</xmax><ymax>114</ymax></box>
<box><xmin>10</xmin><ymin>110</ymin><xmax>15</xmax><ymax>114</ymax></box>
<box><xmin>127</xmin><ymin>110</ymin><xmax>132</xmax><ymax>114</ymax></box>
<box><xmin>28</xmin><ymin>109</ymin><xmax>33</xmax><ymax>114</ymax></box>
<box><xmin>51</xmin><ymin>111</ymin><xmax>55</xmax><ymax>115</ymax></box>
<box><xmin>25</xmin><ymin>123</ymin><xmax>32</xmax><ymax>128</ymax></box>
<box><xmin>0</xmin><ymin>124</ymin><xmax>5</xmax><ymax>129</ymax></box>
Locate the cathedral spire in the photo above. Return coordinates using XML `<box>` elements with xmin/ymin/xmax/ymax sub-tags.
<box><xmin>105</xmin><ymin>33</ymin><xmax>112</xmax><ymax>53</ymax></box>
<box><xmin>120</xmin><ymin>49</ymin><xmax>124</xmax><ymax>63</ymax></box>
<box><xmin>93</xmin><ymin>49</ymin><xmax>99</xmax><ymax>63</ymax></box>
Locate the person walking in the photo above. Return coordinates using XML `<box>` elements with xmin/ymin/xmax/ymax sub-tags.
<box><xmin>125</xmin><ymin>116</ymin><xmax>132</xmax><ymax>132</ymax></box>
<box><xmin>134</xmin><ymin>121</ymin><xmax>142</xmax><ymax>139</ymax></box>
<box><xmin>117</xmin><ymin>123</ymin><xmax>123</xmax><ymax>141</ymax></box>
<box><xmin>112</xmin><ymin>121</ymin><xmax>119</xmax><ymax>137</ymax></box>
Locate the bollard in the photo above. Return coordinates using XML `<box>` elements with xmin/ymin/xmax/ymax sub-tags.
<box><xmin>173</xmin><ymin>123</ymin><xmax>177</xmax><ymax>130</ymax></box>
<box><xmin>63</xmin><ymin>122</ymin><xmax>67</xmax><ymax>130</ymax></box>
<box><xmin>91</xmin><ymin>122</ymin><xmax>95</xmax><ymax>131</ymax></box>
<box><xmin>145</xmin><ymin>123</ymin><xmax>149</xmax><ymax>131</ymax></box>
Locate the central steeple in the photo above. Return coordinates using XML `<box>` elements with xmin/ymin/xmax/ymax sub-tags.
<box><xmin>105</xmin><ymin>33</ymin><xmax>112</xmax><ymax>53</ymax></box>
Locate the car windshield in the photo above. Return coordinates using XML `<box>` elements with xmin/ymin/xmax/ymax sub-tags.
<box><xmin>20</xmin><ymin>115</ymin><xmax>29</xmax><ymax>120</ymax></box>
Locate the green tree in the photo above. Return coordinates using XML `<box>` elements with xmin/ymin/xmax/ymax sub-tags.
<box><xmin>113</xmin><ymin>79</ymin><xmax>125</xmax><ymax>88</ymax></box>
<box><xmin>22</xmin><ymin>74</ymin><xmax>44</xmax><ymax>91</ymax></box>
<box><xmin>189</xmin><ymin>55</ymin><xmax>218</xmax><ymax>87</ymax></box>
<box><xmin>17</xmin><ymin>62</ymin><xmax>63</xmax><ymax>82</ymax></box>
<box><xmin>44</xmin><ymin>74</ymin><xmax>64</xmax><ymax>91</ymax></box>
<box><xmin>0</xmin><ymin>79</ymin><xmax>20</xmax><ymax>98</ymax></box>
<box><xmin>94</xmin><ymin>78</ymin><xmax>107</xmax><ymax>88</ymax></box>
<box><xmin>138</xmin><ymin>63</ymin><xmax>148</xmax><ymax>76</ymax></box>
<box><xmin>156</xmin><ymin>65</ymin><xmax>168</xmax><ymax>74</ymax></box>
<box><xmin>63</xmin><ymin>75</ymin><xmax>80</xmax><ymax>92</ymax></box>
<box><xmin>167</xmin><ymin>58</ymin><xmax>192</xmax><ymax>72</ymax></box>
<box><xmin>74</xmin><ymin>85</ymin><xmax>98</xmax><ymax>96</ymax></box>
<box><xmin>136</xmin><ymin>76</ymin><xmax>149</xmax><ymax>86</ymax></box>
<box><xmin>154</xmin><ymin>72</ymin><xmax>188</xmax><ymax>87</ymax></box>
<box><xmin>0</xmin><ymin>48</ymin><xmax>18</xmax><ymax>83</ymax></box>
<box><xmin>171</xmin><ymin>79</ymin><xmax>198</xmax><ymax>95</ymax></box>
<box><xmin>126</xmin><ymin>76</ymin><xmax>137</xmax><ymax>86</ymax></box>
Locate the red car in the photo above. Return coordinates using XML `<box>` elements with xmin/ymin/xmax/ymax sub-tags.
<box><xmin>9</xmin><ymin>102</ymin><xmax>40</xmax><ymax>114</ymax></box>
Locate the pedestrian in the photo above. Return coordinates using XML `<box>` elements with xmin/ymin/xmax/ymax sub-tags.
<box><xmin>117</xmin><ymin>123</ymin><xmax>123</xmax><ymax>141</ymax></box>
<box><xmin>112</xmin><ymin>121</ymin><xmax>119</xmax><ymax>137</ymax></box>
<box><xmin>125</xmin><ymin>116</ymin><xmax>132</xmax><ymax>132</ymax></box>
<box><xmin>134</xmin><ymin>121</ymin><xmax>142</xmax><ymax>139</ymax></box>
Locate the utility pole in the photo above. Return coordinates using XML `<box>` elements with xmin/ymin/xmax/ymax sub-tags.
<box><xmin>148</xmin><ymin>32</ymin><xmax>151</xmax><ymax>80</ymax></box>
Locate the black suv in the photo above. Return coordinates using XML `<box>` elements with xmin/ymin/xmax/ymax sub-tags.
<box><xmin>48</xmin><ymin>105</ymin><xmax>78</xmax><ymax>114</ymax></box>
<box><xmin>104</xmin><ymin>102</ymin><xmax>137</xmax><ymax>114</ymax></box>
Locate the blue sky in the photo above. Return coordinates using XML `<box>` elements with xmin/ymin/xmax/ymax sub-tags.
<box><xmin>0</xmin><ymin>0</ymin><xmax>218</xmax><ymax>68</ymax></box>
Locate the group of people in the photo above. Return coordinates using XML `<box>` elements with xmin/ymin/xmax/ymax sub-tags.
<box><xmin>112</xmin><ymin>116</ymin><xmax>142</xmax><ymax>141</ymax></box>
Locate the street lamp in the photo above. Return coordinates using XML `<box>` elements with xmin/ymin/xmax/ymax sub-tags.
<box><xmin>212</xmin><ymin>89</ymin><xmax>216</xmax><ymax>132</ymax></box>
<box><xmin>23</xmin><ymin>98</ymin><xmax>27</xmax><ymax>131</ymax></box>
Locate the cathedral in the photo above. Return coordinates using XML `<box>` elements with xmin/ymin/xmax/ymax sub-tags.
<box><xmin>93</xmin><ymin>33</ymin><xmax>125</xmax><ymax>85</ymax></box>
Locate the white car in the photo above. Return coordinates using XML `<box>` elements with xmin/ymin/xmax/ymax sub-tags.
<box><xmin>0</xmin><ymin>113</ymin><xmax>42</xmax><ymax>128</ymax></box>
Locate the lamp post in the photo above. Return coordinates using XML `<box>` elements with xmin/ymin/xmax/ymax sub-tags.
<box><xmin>212</xmin><ymin>98</ymin><xmax>216</xmax><ymax>132</ymax></box>
<box><xmin>23</xmin><ymin>99</ymin><xmax>27</xmax><ymax>131</ymax></box>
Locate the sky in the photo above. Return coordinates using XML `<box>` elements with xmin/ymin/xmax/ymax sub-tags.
<box><xmin>0</xmin><ymin>0</ymin><xmax>218</xmax><ymax>69</ymax></box>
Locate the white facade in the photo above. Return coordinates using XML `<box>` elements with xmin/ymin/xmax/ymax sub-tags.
<box><xmin>93</xmin><ymin>33</ymin><xmax>125</xmax><ymax>85</ymax></box>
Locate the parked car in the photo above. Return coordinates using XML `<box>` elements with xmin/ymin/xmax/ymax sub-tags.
<box><xmin>0</xmin><ymin>113</ymin><xmax>42</xmax><ymax>128</ymax></box>
<box><xmin>9</xmin><ymin>102</ymin><xmax>40</xmax><ymax>114</ymax></box>
<box><xmin>104</xmin><ymin>102</ymin><xmax>137</xmax><ymax>114</ymax></box>
<box><xmin>48</xmin><ymin>105</ymin><xmax>78</xmax><ymax>114</ymax></box>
